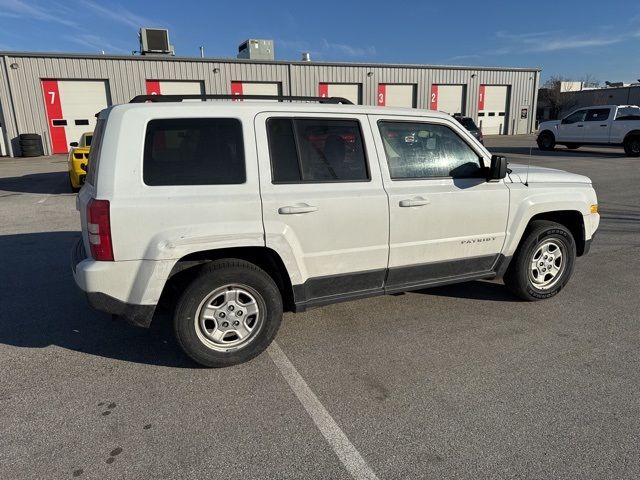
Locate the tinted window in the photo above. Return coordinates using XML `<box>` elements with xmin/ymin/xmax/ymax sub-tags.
<box><xmin>84</xmin><ymin>134</ymin><xmax>92</xmax><ymax>147</ymax></box>
<box><xmin>143</xmin><ymin>118</ymin><xmax>245</xmax><ymax>186</ymax></box>
<box><xmin>616</xmin><ymin>106</ymin><xmax>640</xmax><ymax>120</ymax></box>
<box><xmin>584</xmin><ymin>108</ymin><xmax>611</xmax><ymax>122</ymax></box>
<box><xmin>267</xmin><ymin>118</ymin><xmax>369</xmax><ymax>182</ymax></box>
<box><xmin>378</xmin><ymin>121</ymin><xmax>482</xmax><ymax>179</ymax></box>
<box><xmin>563</xmin><ymin>110</ymin><xmax>587</xmax><ymax>124</ymax></box>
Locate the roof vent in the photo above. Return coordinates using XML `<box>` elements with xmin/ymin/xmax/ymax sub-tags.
<box><xmin>301</xmin><ymin>52</ymin><xmax>311</xmax><ymax>62</ymax></box>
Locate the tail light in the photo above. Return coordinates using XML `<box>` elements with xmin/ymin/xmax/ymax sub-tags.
<box><xmin>87</xmin><ymin>199</ymin><xmax>113</xmax><ymax>261</ymax></box>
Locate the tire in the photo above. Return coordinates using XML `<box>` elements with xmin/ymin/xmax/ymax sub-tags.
<box><xmin>19</xmin><ymin>139</ymin><xmax>40</xmax><ymax>147</ymax></box>
<box><xmin>173</xmin><ymin>259</ymin><xmax>283</xmax><ymax>367</ymax></box>
<box><xmin>565</xmin><ymin>143</ymin><xmax>581</xmax><ymax>150</ymax></box>
<box><xmin>21</xmin><ymin>148</ymin><xmax>43</xmax><ymax>157</ymax></box>
<box><xmin>19</xmin><ymin>133</ymin><xmax>40</xmax><ymax>141</ymax></box>
<box><xmin>536</xmin><ymin>131</ymin><xmax>556</xmax><ymax>151</ymax></box>
<box><xmin>504</xmin><ymin>220</ymin><xmax>576</xmax><ymax>301</ymax></box>
<box><xmin>623</xmin><ymin>136</ymin><xmax>640</xmax><ymax>157</ymax></box>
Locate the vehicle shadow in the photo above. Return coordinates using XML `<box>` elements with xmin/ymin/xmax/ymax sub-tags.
<box><xmin>0</xmin><ymin>231</ymin><xmax>195</xmax><ymax>368</ymax></box>
<box><xmin>487</xmin><ymin>146</ymin><xmax>625</xmax><ymax>159</ymax></box>
<box><xmin>416</xmin><ymin>280</ymin><xmax>520</xmax><ymax>302</ymax></box>
<box><xmin>0</xmin><ymin>172</ymin><xmax>72</xmax><ymax>195</ymax></box>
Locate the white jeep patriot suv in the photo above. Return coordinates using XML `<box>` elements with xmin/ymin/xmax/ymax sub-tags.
<box><xmin>72</xmin><ymin>94</ymin><xmax>600</xmax><ymax>367</ymax></box>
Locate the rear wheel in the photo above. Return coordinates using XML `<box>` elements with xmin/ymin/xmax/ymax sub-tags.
<box><xmin>173</xmin><ymin>259</ymin><xmax>283</xmax><ymax>367</ymax></box>
<box><xmin>623</xmin><ymin>136</ymin><xmax>640</xmax><ymax>157</ymax></box>
<box><xmin>504</xmin><ymin>220</ymin><xmax>576</xmax><ymax>301</ymax></box>
<box><xmin>537</xmin><ymin>131</ymin><xmax>556</xmax><ymax>151</ymax></box>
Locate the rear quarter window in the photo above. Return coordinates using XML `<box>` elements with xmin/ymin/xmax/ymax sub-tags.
<box><xmin>143</xmin><ymin>118</ymin><xmax>246</xmax><ymax>186</ymax></box>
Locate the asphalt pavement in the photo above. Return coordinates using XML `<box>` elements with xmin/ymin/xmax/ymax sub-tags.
<box><xmin>0</xmin><ymin>136</ymin><xmax>638</xmax><ymax>479</ymax></box>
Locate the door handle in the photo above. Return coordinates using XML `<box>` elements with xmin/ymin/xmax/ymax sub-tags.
<box><xmin>399</xmin><ymin>197</ymin><xmax>430</xmax><ymax>207</ymax></box>
<box><xmin>600</xmin><ymin>124</ymin><xmax>608</xmax><ymax>127</ymax></box>
<box><xmin>577</xmin><ymin>125</ymin><xmax>584</xmax><ymax>127</ymax></box>
<box><xmin>278</xmin><ymin>204</ymin><xmax>318</xmax><ymax>215</ymax></box>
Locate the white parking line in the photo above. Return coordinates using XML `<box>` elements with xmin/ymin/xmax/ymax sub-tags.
<box><xmin>268</xmin><ymin>342</ymin><xmax>380</xmax><ymax>480</ymax></box>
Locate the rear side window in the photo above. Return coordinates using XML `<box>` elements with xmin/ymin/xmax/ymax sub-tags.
<box><xmin>267</xmin><ymin>118</ymin><xmax>369</xmax><ymax>183</ymax></box>
<box><xmin>615</xmin><ymin>107</ymin><xmax>640</xmax><ymax>120</ymax></box>
<box><xmin>143</xmin><ymin>118</ymin><xmax>245</xmax><ymax>186</ymax></box>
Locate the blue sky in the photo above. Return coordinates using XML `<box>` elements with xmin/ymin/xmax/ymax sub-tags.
<box><xmin>0</xmin><ymin>0</ymin><xmax>638</xmax><ymax>83</ymax></box>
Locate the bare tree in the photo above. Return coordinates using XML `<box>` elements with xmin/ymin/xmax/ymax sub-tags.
<box><xmin>581</xmin><ymin>74</ymin><xmax>600</xmax><ymax>89</ymax></box>
<box><xmin>540</xmin><ymin>75</ymin><xmax>579</xmax><ymax>119</ymax></box>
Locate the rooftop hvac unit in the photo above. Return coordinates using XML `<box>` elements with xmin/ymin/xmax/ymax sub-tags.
<box><xmin>139</xmin><ymin>28</ymin><xmax>174</xmax><ymax>55</ymax></box>
<box><xmin>237</xmin><ymin>39</ymin><xmax>274</xmax><ymax>60</ymax></box>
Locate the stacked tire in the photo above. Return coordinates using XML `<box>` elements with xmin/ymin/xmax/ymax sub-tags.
<box><xmin>19</xmin><ymin>134</ymin><xmax>44</xmax><ymax>157</ymax></box>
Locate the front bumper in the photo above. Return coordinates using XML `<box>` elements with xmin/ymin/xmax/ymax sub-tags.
<box><xmin>71</xmin><ymin>239</ymin><xmax>156</xmax><ymax>328</ymax></box>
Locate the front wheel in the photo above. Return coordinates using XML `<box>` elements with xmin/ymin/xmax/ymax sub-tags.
<box><xmin>624</xmin><ymin>136</ymin><xmax>640</xmax><ymax>157</ymax></box>
<box><xmin>174</xmin><ymin>259</ymin><xmax>283</xmax><ymax>367</ymax></box>
<box><xmin>504</xmin><ymin>220</ymin><xmax>576</xmax><ymax>301</ymax></box>
<box><xmin>537</xmin><ymin>131</ymin><xmax>556</xmax><ymax>151</ymax></box>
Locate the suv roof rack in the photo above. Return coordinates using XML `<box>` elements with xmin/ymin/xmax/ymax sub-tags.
<box><xmin>129</xmin><ymin>94</ymin><xmax>353</xmax><ymax>104</ymax></box>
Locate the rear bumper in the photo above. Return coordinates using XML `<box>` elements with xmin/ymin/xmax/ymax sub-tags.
<box><xmin>71</xmin><ymin>239</ymin><xmax>157</xmax><ymax>328</ymax></box>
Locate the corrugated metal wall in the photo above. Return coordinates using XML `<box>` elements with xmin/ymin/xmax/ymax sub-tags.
<box><xmin>0</xmin><ymin>53</ymin><xmax>539</xmax><ymax>156</ymax></box>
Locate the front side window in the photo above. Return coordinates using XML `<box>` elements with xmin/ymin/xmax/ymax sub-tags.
<box><xmin>143</xmin><ymin>118</ymin><xmax>245</xmax><ymax>186</ymax></box>
<box><xmin>584</xmin><ymin>108</ymin><xmax>611</xmax><ymax>122</ymax></box>
<box><xmin>378</xmin><ymin>121</ymin><xmax>483</xmax><ymax>179</ymax></box>
<box><xmin>563</xmin><ymin>110</ymin><xmax>587</xmax><ymax>124</ymax></box>
<box><xmin>267</xmin><ymin>118</ymin><xmax>369</xmax><ymax>183</ymax></box>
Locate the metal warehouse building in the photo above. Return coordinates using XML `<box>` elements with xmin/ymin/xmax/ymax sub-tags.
<box><xmin>0</xmin><ymin>51</ymin><xmax>540</xmax><ymax>157</ymax></box>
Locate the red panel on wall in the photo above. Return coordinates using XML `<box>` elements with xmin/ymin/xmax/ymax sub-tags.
<box><xmin>41</xmin><ymin>80</ymin><xmax>67</xmax><ymax>154</ymax></box>
<box><xmin>430</xmin><ymin>85</ymin><xmax>438</xmax><ymax>110</ymax></box>
<box><xmin>318</xmin><ymin>83</ymin><xmax>328</xmax><ymax>98</ymax></box>
<box><xmin>146</xmin><ymin>80</ymin><xmax>161</xmax><ymax>95</ymax></box>
<box><xmin>231</xmin><ymin>81</ymin><xmax>243</xmax><ymax>100</ymax></box>
<box><xmin>478</xmin><ymin>85</ymin><xmax>486</xmax><ymax>110</ymax></box>
<box><xmin>377</xmin><ymin>84</ymin><xmax>386</xmax><ymax>106</ymax></box>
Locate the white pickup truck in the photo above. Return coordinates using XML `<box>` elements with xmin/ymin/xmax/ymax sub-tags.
<box><xmin>537</xmin><ymin>105</ymin><xmax>640</xmax><ymax>156</ymax></box>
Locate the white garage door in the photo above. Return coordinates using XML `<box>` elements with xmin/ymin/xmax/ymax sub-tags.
<box><xmin>231</xmin><ymin>81</ymin><xmax>281</xmax><ymax>98</ymax></box>
<box><xmin>430</xmin><ymin>85</ymin><xmax>465</xmax><ymax>115</ymax></box>
<box><xmin>146</xmin><ymin>80</ymin><xmax>204</xmax><ymax>99</ymax></box>
<box><xmin>377</xmin><ymin>84</ymin><xmax>415</xmax><ymax>108</ymax></box>
<box><xmin>319</xmin><ymin>83</ymin><xmax>361</xmax><ymax>104</ymax></box>
<box><xmin>478</xmin><ymin>85</ymin><xmax>509</xmax><ymax>135</ymax></box>
<box><xmin>41</xmin><ymin>80</ymin><xmax>110</xmax><ymax>154</ymax></box>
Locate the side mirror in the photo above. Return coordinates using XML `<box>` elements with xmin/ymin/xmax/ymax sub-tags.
<box><xmin>488</xmin><ymin>155</ymin><xmax>507</xmax><ymax>180</ymax></box>
<box><xmin>69</xmin><ymin>142</ymin><xmax>78</xmax><ymax>147</ymax></box>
